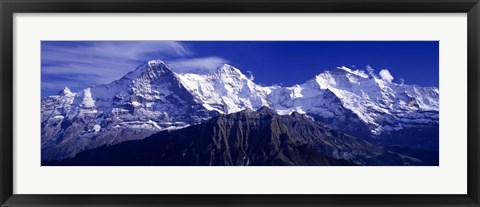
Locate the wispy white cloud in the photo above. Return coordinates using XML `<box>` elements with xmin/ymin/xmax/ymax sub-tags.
<box><xmin>167</xmin><ymin>57</ymin><xmax>229</xmax><ymax>74</ymax></box>
<box><xmin>42</xmin><ymin>41</ymin><xmax>191</xmax><ymax>63</ymax></box>
<box><xmin>41</xmin><ymin>41</ymin><xmax>194</xmax><ymax>96</ymax></box>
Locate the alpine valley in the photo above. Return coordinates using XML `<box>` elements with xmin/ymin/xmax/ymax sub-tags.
<box><xmin>41</xmin><ymin>59</ymin><xmax>439</xmax><ymax>166</ymax></box>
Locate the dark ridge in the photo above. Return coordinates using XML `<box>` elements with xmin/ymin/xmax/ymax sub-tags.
<box><xmin>45</xmin><ymin>108</ymin><xmax>423</xmax><ymax>166</ymax></box>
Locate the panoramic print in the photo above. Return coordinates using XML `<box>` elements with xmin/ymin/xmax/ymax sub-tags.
<box><xmin>41</xmin><ymin>41</ymin><xmax>439</xmax><ymax>166</ymax></box>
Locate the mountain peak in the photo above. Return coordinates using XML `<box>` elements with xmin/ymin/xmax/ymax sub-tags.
<box><xmin>57</xmin><ymin>87</ymin><xmax>75</xmax><ymax>97</ymax></box>
<box><xmin>290</xmin><ymin>111</ymin><xmax>303</xmax><ymax>118</ymax></box>
<box><xmin>256</xmin><ymin>106</ymin><xmax>275</xmax><ymax>114</ymax></box>
<box><xmin>146</xmin><ymin>59</ymin><xmax>170</xmax><ymax>71</ymax></box>
<box><xmin>122</xmin><ymin>59</ymin><xmax>173</xmax><ymax>80</ymax></box>
<box><xmin>215</xmin><ymin>64</ymin><xmax>245</xmax><ymax>76</ymax></box>
<box><xmin>147</xmin><ymin>59</ymin><xmax>165</xmax><ymax>67</ymax></box>
<box><xmin>219</xmin><ymin>63</ymin><xmax>235</xmax><ymax>70</ymax></box>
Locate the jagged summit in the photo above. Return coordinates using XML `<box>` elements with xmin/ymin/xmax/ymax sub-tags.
<box><xmin>212</xmin><ymin>64</ymin><xmax>248</xmax><ymax>80</ymax></box>
<box><xmin>147</xmin><ymin>59</ymin><xmax>165</xmax><ymax>67</ymax></box>
<box><xmin>216</xmin><ymin>63</ymin><xmax>240</xmax><ymax>72</ymax></box>
<box><xmin>57</xmin><ymin>87</ymin><xmax>75</xmax><ymax>96</ymax></box>
<box><xmin>121</xmin><ymin>59</ymin><xmax>173</xmax><ymax>81</ymax></box>
<box><xmin>290</xmin><ymin>111</ymin><xmax>303</xmax><ymax>118</ymax></box>
<box><xmin>256</xmin><ymin>105</ymin><xmax>275</xmax><ymax>114</ymax></box>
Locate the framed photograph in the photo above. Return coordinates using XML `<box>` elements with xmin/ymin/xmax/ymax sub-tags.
<box><xmin>1</xmin><ymin>0</ymin><xmax>479</xmax><ymax>206</ymax></box>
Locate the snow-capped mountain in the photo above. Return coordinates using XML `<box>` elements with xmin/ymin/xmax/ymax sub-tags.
<box><xmin>269</xmin><ymin>66</ymin><xmax>438</xmax><ymax>136</ymax></box>
<box><xmin>41</xmin><ymin>59</ymin><xmax>439</xmax><ymax>161</ymax></box>
<box><xmin>42</xmin><ymin>60</ymin><xmax>219</xmax><ymax>161</ymax></box>
<box><xmin>176</xmin><ymin>64</ymin><xmax>270</xmax><ymax>114</ymax></box>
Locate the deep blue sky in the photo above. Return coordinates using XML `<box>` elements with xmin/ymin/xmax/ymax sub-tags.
<box><xmin>42</xmin><ymin>41</ymin><xmax>438</xmax><ymax>97</ymax></box>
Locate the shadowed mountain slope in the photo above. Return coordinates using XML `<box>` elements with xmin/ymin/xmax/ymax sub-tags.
<box><xmin>46</xmin><ymin>107</ymin><xmax>423</xmax><ymax>166</ymax></box>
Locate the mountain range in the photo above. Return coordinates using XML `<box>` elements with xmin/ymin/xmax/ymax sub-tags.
<box><xmin>41</xmin><ymin>59</ymin><xmax>439</xmax><ymax>165</ymax></box>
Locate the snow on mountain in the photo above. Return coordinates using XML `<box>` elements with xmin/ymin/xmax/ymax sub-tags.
<box><xmin>176</xmin><ymin>64</ymin><xmax>270</xmax><ymax>114</ymax></box>
<box><xmin>41</xmin><ymin>59</ymin><xmax>439</xmax><ymax>161</ymax></box>
<box><xmin>41</xmin><ymin>60</ymin><xmax>218</xmax><ymax>161</ymax></box>
<box><xmin>280</xmin><ymin>66</ymin><xmax>439</xmax><ymax>135</ymax></box>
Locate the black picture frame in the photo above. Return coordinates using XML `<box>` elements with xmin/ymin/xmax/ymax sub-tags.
<box><xmin>1</xmin><ymin>0</ymin><xmax>479</xmax><ymax>206</ymax></box>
